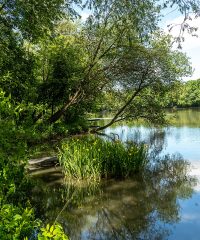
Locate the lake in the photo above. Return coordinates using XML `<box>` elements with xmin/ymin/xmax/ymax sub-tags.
<box><xmin>31</xmin><ymin>108</ymin><xmax>200</xmax><ymax>240</ymax></box>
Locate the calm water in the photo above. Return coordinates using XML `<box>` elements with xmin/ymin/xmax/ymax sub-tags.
<box><xmin>31</xmin><ymin>108</ymin><xmax>200</xmax><ymax>240</ymax></box>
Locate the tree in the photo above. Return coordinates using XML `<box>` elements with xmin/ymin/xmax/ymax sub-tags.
<box><xmin>0</xmin><ymin>0</ymin><xmax>80</xmax><ymax>123</ymax></box>
<box><xmin>0</xmin><ymin>0</ymin><xmax>79</xmax><ymax>103</ymax></box>
<box><xmin>45</xmin><ymin>0</ymin><xmax>196</xmax><ymax>127</ymax></box>
<box><xmin>178</xmin><ymin>79</ymin><xmax>200</xmax><ymax>107</ymax></box>
<box><xmin>95</xmin><ymin>33</ymin><xmax>192</xmax><ymax>131</ymax></box>
<box><xmin>46</xmin><ymin>0</ymin><xmax>161</xmax><ymax>124</ymax></box>
<box><xmin>161</xmin><ymin>0</ymin><xmax>200</xmax><ymax>47</ymax></box>
<box><xmin>0</xmin><ymin>0</ymin><xmax>76</xmax><ymax>41</ymax></box>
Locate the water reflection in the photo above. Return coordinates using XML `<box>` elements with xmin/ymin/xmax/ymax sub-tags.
<box><xmin>96</xmin><ymin>108</ymin><xmax>200</xmax><ymax>128</ymax></box>
<box><xmin>104</xmin><ymin>125</ymin><xmax>200</xmax><ymax>162</ymax></box>
<box><xmin>170</xmin><ymin>108</ymin><xmax>200</xmax><ymax>127</ymax></box>
<box><xmin>103</xmin><ymin>126</ymin><xmax>167</xmax><ymax>160</ymax></box>
<box><xmin>31</xmin><ymin>154</ymin><xmax>196</xmax><ymax>240</ymax></box>
<box><xmin>96</xmin><ymin>109</ymin><xmax>200</xmax><ymax>160</ymax></box>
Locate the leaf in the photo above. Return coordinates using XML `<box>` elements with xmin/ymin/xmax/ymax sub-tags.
<box><xmin>46</xmin><ymin>224</ymin><xmax>50</xmax><ymax>231</ymax></box>
<box><xmin>14</xmin><ymin>214</ymin><xmax>22</xmax><ymax>221</ymax></box>
<box><xmin>50</xmin><ymin>225</ymin><xmax>55</xmax><ymax>233</ymax></box>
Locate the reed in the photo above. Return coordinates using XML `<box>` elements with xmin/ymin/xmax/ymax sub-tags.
<box><xmin>58</xmin><ymin>136</ymin><xmax>148</xmax><ymax>181</ymax></box>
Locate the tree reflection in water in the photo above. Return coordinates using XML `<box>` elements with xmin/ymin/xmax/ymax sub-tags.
<box><xmin>31</xmin><ymin>154</ymin><xmax>196</xmax><ymax>240</ymax></box>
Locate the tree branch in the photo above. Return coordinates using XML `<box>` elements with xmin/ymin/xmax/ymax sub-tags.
<box><xmin>93</xmin><ymin>83</ymin><xmax>144</xmax><ymax>132</ymax></box>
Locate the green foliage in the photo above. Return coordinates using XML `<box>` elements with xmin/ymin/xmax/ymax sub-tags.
<box><xmin>0</xmin><ymin>204</ymin><xmax>69</xmax><ymax>240</ymax></box>
<box><xmin>0</xmin><ymin>88</ymin><xmax>69</xmax><ymax>240</ymax></box>
<box><xmin>178</xmin><ymin>79</ymin><xmax>200</xmax><ymax>107</ymax></box>
<box><xmin>0</xmin><ymin>0</ymin><xmax>71</xmax><ymax>41</ymax></box>
<box><xmin>163</xmin><ymin>79</ymin><xmax>200</xmax><ymax>108</ymax></box>
<box><xmin>0</xmin><ymin>89</ymin><xmax>29</xmax><ymax>203</ymax></box>
<box><xmin>37</xmin><ymin>34</ymin><xmax>86</xmax><ymax>109</ymax></box>
<box><xmin>0</xmin><ymin>0</ymin><xmax>194</xmax><ymax>128</ymax></box>
<box><xmin>92</xmin><ymin>33</ymin><xmax>192</xmax><ymax>130</ymax></box>
<box><xmin>59</xmin><ymin>136</ymin><xmax>148</xmax><ymax>180</ymax></box>
<box><xmin>37</xmin><ymin>223</ymin><xmax>69</xmax><ymax>240</ymax></box>
<box><xmin>0</xmin><ymin>204</ymin><xmax>39</xmax><ymax>240</ymax></box>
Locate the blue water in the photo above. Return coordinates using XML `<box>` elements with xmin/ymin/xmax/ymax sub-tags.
<box><xmin>103</xmin><ymin>109</ymin><xmax>200</xmax><ymax>239</ymax></box>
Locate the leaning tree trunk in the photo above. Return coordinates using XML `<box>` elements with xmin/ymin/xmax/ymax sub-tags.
<box><xmin>93</xmin><ymin>86</ymin><xmax>143</xmax><ymax>132</ymax></box>
<box><xmin>48</xmin><ymin>89</ymin><xmax>82</xmax><ymax>124</ymax></box>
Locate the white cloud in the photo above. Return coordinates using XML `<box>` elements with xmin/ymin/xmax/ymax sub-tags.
<box><xmin>182</xmin><ymin>213</ymin><xmax>200</xmax><ymax>222</ymax></box>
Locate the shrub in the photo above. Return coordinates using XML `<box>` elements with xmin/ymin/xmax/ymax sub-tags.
<box><xmin>0</xmin><ymin>204</ymin><xmax>69</xmax><ymax>240</ymax></box>
<box><xmin>0</xmin><ymin>89</ymin><xmax>69</xmax><ymax>240</ymax></box>
<box><xmin>0</xmin><ymin>204</ymin><xmax>39</xmax><ymax>240</ymax></box>
<box><xmin>36</xmin><ymin>223</ymin><xmax>69</xmax><ymax>240</ymax></box>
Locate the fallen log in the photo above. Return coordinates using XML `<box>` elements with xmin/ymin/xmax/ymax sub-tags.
<box><xmin>28</xmin><ymin>156</ymin><xmax>59</xmax><ymax>172</ymax></box>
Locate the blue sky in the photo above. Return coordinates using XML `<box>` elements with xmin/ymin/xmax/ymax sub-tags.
<box><xmin>161</xmin><ymin>7</ymin><xmax>200</xmax><ymax>80</ymax></box>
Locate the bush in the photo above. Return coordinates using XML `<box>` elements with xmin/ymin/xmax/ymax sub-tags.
<box><xmin>58</xmin><ymin>136</ymin><xmax>148</xmax><ymax>180</ymax></box>
<box><xmin>0</xmin><ymin>204</ymin><xmax>39</xmax><ymax>240</ymax></box>
<box><xmin>0</xmin><ymin>89</ymin><xmax>69</xmax><ymax>240</ymax></box>
<box><xmin>36</xmin><ymin>223</ymin><xmax>69</xmax><ymax>240</ymax></box>
<box><xmin>0</xmin><ymin>203</ymin><xmax>69</xmax><ymax>240</ymax></box>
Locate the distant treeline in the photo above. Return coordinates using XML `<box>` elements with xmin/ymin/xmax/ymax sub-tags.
<box><xmin>166</xmin><ymin>79</ymin><xmax>200</xmax><ymax>108</ymax></box>
<box><xmin>96</xmin><ymin>79</ymin><xmax>200</xmax><ymax>112</ymax></box>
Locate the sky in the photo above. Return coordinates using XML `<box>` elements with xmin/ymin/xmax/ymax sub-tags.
<box><xmin>161</xmin><ymin>8</ymin><xmax>200</xmax><ymax>80</ymax></box>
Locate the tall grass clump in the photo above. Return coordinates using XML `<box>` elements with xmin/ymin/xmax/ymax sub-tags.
<box><xmin>58</xmin><ymin>137</ymin><xmax>148</xmax><ymax>181</ymax></box>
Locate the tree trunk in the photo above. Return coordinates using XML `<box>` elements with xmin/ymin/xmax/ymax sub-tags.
<box><xmin>48</xmin><ymin>89</ymin><xmax>82</xmax><ymax>123</ymax></box>
<box><xmin>48</xmin><ymin>101</ymin><xmax>73</xmax><ymax>123</ymax></box>
<box><xmin>93</xmin><ymin>86</ymin><xmax>143</xmax><ymax>132</ymax></box>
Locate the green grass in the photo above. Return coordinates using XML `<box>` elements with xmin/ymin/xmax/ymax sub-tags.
<box><xmin>58</xmin><ymin>136</ymin><xmax>148</xmax><ymax>181</ymax></box>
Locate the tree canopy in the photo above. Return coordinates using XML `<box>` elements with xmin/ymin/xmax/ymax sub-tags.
<box><xmin>0</xmin><ymin>0</ymin><xmax>199</xmax><ymax>130</ymax></box>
